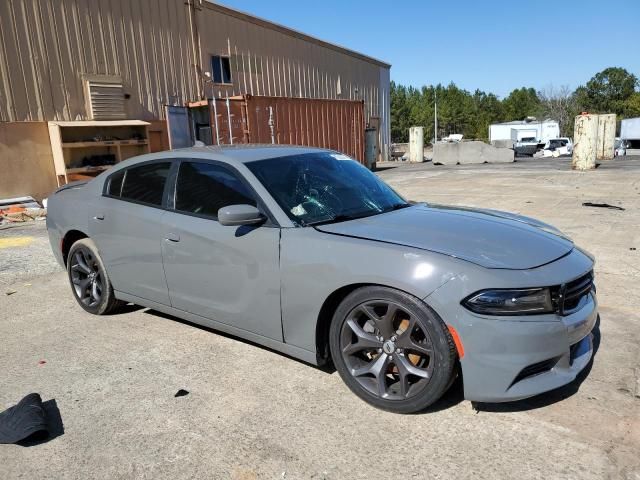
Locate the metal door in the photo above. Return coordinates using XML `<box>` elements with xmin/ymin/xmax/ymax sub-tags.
<box><xmin>365</xmin><ymin>128</ymin><xmax>378</xmax><ymax>169</ymax></box>
<box><xmin>165</xmin><ymin>105</ymin><xmax>192</xmax><ymax>149</ymax></box>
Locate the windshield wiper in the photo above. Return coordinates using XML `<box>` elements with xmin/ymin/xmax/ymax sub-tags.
<box><xmin>385</xmin><ymin>202</ymin><xmax>411</xmax><ymax>212</ymax></box>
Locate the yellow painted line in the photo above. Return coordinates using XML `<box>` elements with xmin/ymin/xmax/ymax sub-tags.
<box><xmin>0</xmin><ymin>237</ymin><xmax>34</xmax><ymax>249</ymax></box>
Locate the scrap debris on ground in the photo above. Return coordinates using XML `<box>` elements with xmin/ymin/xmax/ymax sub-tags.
<box><xmin>0</xmin><ymin>393</ymin><xmax>61</xmax><ymax>445</ymax></box>
<box><xmin>0</xmin><ymin>196</ymin><xmax>47</xmax><ymax>226</ymax></box>
<box><xmin>582</xmin><ymin>202</ymin><xmax>625</xmax><ymax>211</ymax></box>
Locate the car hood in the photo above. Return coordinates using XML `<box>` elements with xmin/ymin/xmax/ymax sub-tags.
<box><xmin>315</xmin><ymin>204</ymin><xmax>573</xmax><ymax>269</ymax></box>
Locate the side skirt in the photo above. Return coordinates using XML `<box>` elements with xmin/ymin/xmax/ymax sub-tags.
<box><xmin>114</xmin><ymin>290</ymin><xmax>320</xmax><ymax>366</ymax></box>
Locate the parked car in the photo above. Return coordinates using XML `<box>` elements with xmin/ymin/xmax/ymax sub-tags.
<box><xmin>615</xmin><ymin>138</ymin><xmax>627</xmax><ymax>157</ymax></box>
<box><xmin>46</xmin><ymin>146</ymin><xmax>597</xmax><ymax>413</ymax></box>
<box><xmin>543</xmin><ymin>137</ymin><xmax>573</xmax><ymax>155</ymax></box>
<box><xmin>513</xmin><ymin>136</ymin><xmax>540</xmax><ymax>157</ymax></box>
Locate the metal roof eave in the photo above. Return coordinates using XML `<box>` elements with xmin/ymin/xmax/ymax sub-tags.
<box><xmin>203</xmin><ymin>1</ymin><xmax>391</xmax><ymax>69</ymax></box>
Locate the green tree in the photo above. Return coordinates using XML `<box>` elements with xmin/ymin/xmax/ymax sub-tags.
<box><xmin>388</xmin><ymin>66</ymin><xmax>638</xmax><ymax>145</ymax></box>
<box><xmin>390</xmin><ymin>82</ymin><xmax>411</xmax><ymax>142</ymax></box>
<box><xmin>576</xmin><ymin>67</ymin><xmax>638</xmax><ymax>115</ymax></box>
<box><xmin>470</xmin><ymin>90</ymin><xmax>503</xmax><ymax>140</ymax></box>
<box><xmin>502</xmin><ymin>87</ymin><xmax>542</xmax><ymax>121</ymax></box>
<box><xmin>437</xmin><ymin>83</ymin><xmax>475</xmax><ymax>138</ymax></box>
<box><xmin>625</xmin><ymin>92</ymin><xmax>640</xmax><ymax>117</ymax></box>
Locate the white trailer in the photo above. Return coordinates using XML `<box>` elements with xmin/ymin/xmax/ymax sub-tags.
<box><xmin>510</xmin><ymin>128</ymin><xmax>537</xmax><ymax>142</ymax></box>
<box><xmin>620</xmin><ymin>117</ymin><xmax>640</xmax><ymax>141</ymax></box>
<box><xmin>489</xmin><ymin>119</ymin><xmax>560</xmax><ymax>143</ymax></box>
<box><xmin>620</xmin><ymin>117</ymin><xmax>640</xmax><ymax>153</ymax></box>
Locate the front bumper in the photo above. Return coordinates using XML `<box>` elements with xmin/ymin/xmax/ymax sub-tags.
<box><xmin>425</xmin><ymin>256</ymin><xmax>598</xmax><ymax>403</ymax></box>
<box><xmin>452</xmin><ymin>293</ymin><xmax>596</xmax><ymax>403</ymax></box>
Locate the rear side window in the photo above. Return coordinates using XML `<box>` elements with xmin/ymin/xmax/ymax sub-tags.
<box><xmin>174</xmin><ymin>162</ymin><xmax>256</xmax><ymax>218</ymax></box>
<box><xmin>110</xmin><ymin>162</ymin><xmax>171</xmax><ymax>206</ymax></box>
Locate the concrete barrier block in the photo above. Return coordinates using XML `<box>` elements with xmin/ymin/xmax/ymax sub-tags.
<box><xmin>433</xmin><ymin>142</ymin><xmax>459</xmax><ymax>165</ymax></box>
<box><xmin>491</xmin><ymin>139</ymin><xmax>514</xmax><ymax>149</ymax></box>
<box><xmin>434</xmin><ymin>141</ymin><xmax>514</xmax><ymax>165</ymax></box>
<box><xmin>459</xmin><ymin>145</ymin><xmax>485</xmax><ymax>164</ymax></box>
<box><xmin>486</xmin><ymin>144</ymin><xmax>515</xmax><ymax>163</ymax></box>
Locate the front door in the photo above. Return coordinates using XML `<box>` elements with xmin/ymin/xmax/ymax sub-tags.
<box><xmin>161</xmin><ymin>160</ymin><xmax>282</xmax><ymax>341</ymax></box>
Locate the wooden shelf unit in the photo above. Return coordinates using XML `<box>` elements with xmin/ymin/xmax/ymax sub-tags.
<box><xmin>48</xmin><ymin>120</ymin><xmax>150</xmax><ymax>186</ymax></box>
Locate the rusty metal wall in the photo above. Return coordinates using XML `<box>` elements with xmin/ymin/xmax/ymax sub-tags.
<box><xmin>0</xmin><ymin>0</ymin><xmax>197</xmax><ymax>122</ymax></box>
<box><xmin>207</xmin><ymin>96</ymin><xmax>365</xmax><ymax>163</ymax></box>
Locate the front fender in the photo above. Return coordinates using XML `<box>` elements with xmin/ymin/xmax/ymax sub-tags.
<box><xmin>279</xmin><ymin>228</ymin><xmax>466</xmax><ymax>353</ymax></box>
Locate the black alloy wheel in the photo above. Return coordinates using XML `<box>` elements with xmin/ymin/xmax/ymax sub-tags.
<box><xmin>70</xmin><ymin>247</ymin><xmax>103</xmax><ymax>308</ymax></box>
<box><xmin>330</xmin><ymin>286</ymin><xmax>456</xmax><ymax>413</ymax></box>
<box><xmin>67</xmin><ymin>238</ymin><xmax>123</xmax><ymax>315</ymax></box>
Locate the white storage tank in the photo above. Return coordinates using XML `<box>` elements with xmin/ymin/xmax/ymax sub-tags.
<box><xmin>409</xmin><ymin>126</ymin><xmax>424</xmax><ymax>163</ymax></box>
<box><xmin>596</xmin><ymin>114</ymin><xmax>616</xmax><ymax>160</ymax></box>
<box><xmin>573</xmin><ymin>114</ymin><xmax>599</xmax><ymax>170</ymax></box>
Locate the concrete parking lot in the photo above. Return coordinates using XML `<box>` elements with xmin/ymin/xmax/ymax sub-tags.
<box><xmin>1</xmin><ymin>156</ymin><xmax>639</xmax><ymax>479</ymax></box>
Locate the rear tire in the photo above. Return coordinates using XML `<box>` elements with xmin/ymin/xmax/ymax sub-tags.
<box><xmin>67</xmin><ymin>238</ymin><xmax>124</xmax><ymax>315</ymax></box>
<box><xmin>329</xmin><ymin>286</ymin><xmax>456</xmax><ymax>413</ymax></box>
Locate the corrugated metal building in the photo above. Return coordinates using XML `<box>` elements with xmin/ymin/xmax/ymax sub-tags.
<box><xmin>0</xmin><ymin>0</ymin><xmax>391</xmax><ymax>199</ymax></box>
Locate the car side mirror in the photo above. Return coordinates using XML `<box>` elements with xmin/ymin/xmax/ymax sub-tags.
<box><xmin>218</xmin><ymin>204</ymin><xmax>266</xmax><ymax>226</ymax></box>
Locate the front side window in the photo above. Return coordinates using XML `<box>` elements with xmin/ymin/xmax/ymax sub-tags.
<box><xmin>108</xmin><ymin>162</ymin><xmax>171</xmax><ymax>206</ymax></box>
<box><xmin>246</xmin><ymin>152</ymin><xmax>408</xmax><ymax>226</ymax></box>
<box><xmin>211</xmin><ymin>55</ymin><xmax>232</xmax><ymax>84</ymax></box>
<box><xmin>174</xmin><ymin>162</ymin><xmax>256</xmax><ymax>219</ymax></box>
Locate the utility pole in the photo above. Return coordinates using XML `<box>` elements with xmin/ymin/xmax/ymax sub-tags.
<box><xmin>434</xmin><ymin>90</ymin><xmax>438</xmax><ymax>144</ymax></box>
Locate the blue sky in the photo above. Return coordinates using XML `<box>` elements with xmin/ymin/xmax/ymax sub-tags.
<box><xmin>217</xmin><ymin>0</ymin><xmax>640</xmax><ymax>98</ymax></box>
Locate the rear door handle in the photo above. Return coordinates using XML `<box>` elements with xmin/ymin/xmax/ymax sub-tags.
<box><xmin>93</xmin><ymin>213</ymin><xmax>105</xmax><ymax>221</ymax></box>
<box><xmin>165</xmin><ymin>232</ymin><xmax>180</xmax><ymax>242</ymax></box>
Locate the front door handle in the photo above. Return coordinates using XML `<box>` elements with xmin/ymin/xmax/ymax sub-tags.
<box><xmin>165</xmin><ymin>232</ymin><xmax>180</xmax><ymax>242</ymax></box>
<box><xmin>93</xmin><ymin>213</ymin><xmax>105</xmax><ymax>221</ymax></box>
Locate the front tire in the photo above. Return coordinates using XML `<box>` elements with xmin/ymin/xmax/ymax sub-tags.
<box><xmin>67</xmin><ymin>238</ymin><xmax>123</xmax><ymax>315</ymax></box>
<box><xmin>329</xmin><ymin>286</ymin><xmax>456</xmax><ymax>413</ymax></box>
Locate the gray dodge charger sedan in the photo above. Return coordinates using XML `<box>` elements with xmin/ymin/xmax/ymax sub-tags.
<box><xmin>46</xmin><ymin>146</ymin><xmax>597</xmax><ymax>413</ymax></box>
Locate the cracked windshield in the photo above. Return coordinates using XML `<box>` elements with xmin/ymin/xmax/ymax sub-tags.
<box><xmin>247</xmin><ymin>152</ymin><xmax>409</xmax><ymax>226</ymax></box>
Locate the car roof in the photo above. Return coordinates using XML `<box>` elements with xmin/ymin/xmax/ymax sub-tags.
<box><xmin>105</xmin><ymin>144</ymin><xmax>341</xmax><ymax>173</ymax></box>
<box><xmin>166</xmin><ymin>144</ymin><xmax>330</xmax><ymax>164</ymax></box>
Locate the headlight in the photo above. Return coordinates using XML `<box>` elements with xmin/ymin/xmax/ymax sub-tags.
<box><xmin>462</xmin><ymin>288</ymin><xmax>555</xmax><ymax>315</ymax></box>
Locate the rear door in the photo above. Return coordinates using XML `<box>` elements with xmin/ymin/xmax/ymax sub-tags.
<box><xmin>161</xmin><ymin>160</ymin><xmax>282</xmax><ymax>341</ymax></box>
<box><xmin>90</xmin><ymin>160</ymin><xmax>173</xmax><ymax>305</ymax></box>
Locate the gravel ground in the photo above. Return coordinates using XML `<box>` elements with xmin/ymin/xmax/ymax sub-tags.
<box><xmin>0</xmin><ymin>221</ymin><xmax>61</xmax><ymax>288</ymax></box>
<box><xmin>0</xmin><ymin>156</ymin><xmax>639</xmax><ymax>479</ymax></box>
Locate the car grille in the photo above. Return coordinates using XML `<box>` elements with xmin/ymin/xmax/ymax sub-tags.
<box><xmin>553</xmin><ymin>271</ymin><xmax>594</xmax><ymax>316</ymax></box>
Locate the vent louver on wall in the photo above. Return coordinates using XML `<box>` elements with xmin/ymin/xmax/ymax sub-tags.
<box><xmin>87</xmin><ymin>80</ymin><xmax>126</xmax><ymax>119</ymax></box>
